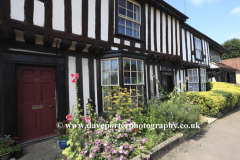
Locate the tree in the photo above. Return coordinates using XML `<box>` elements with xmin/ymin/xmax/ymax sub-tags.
<box><xmin>221</xmin><ymin>38</ymin><xmax>240</xmax><ymax>60</ymax></box>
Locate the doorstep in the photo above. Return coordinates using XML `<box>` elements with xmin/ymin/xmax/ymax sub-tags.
<box><xmin>14</xmin><ymin>136</ymin><xmax>64</xmax><ymax>160</ymax></box>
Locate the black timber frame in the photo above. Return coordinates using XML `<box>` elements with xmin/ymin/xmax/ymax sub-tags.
<box><xmin>2</xmin><ymin>50</ymin><xmax>67</xmax><ymax>137</ymax></box>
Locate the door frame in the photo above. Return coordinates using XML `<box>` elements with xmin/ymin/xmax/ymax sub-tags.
<box><xmin>3</xmin><ymin>50</ymin><xmax>67</xmax><ymax>138</ymax></box>
<box><xmin>160</xmin><ymin>71</ymin><xmax>175</xmax><ymax>92</ymax></box>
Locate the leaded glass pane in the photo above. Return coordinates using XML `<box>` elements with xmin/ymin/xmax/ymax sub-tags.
<box><xmin>102</xmin><ymin>60</ymin><xmax>109</xmax><ymax>72</ymax></box>
<box><xmin>102</xmin><ymin>73</ymin><xmax>110</xmax><ymax>85</ymax></box>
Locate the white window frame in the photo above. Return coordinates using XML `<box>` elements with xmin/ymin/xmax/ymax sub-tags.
<box><xmin>118</xmin><ymin>0</ymin><xmax>141</xmax><ymax>39</ymax></box>
<box><xmin>101</xmin><ymin>58</ymin><xmax>119</xmax><ymax>86</ymax></box>
<box><xmin>201</xmin><ymin>68</ymin><xmax>206</xmax><ymax>91</ymax></box>
<box><xmin>194</xmin><ymin>37</ymin><xmax>203</xmax><ymax>60</ymax></box>
<box><xmin>187</xmin><ymin>68</ymin><xmax>199</xmax><ymax>92</ymax></box>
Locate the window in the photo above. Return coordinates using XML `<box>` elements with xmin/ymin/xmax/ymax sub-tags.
<box><xmin>187</xmin><ymin>69</ymin><xmax>199</xmax><ymax>92</ymax></box>
<box><xmin>101</xmin><ymin>57</ymin><xmax>144</xmax><ymax>111</ymax></box>
<box><xmin>101</xmin><ymin>58</ymin><xmax>119</xmax><ymax>111</ymax></box>
<box><xmin>200</xmin><ymin>68</ymin><xmax>206</xmax><ymax>91</ymax></box>
<box><xmin>118</xmin><ymin>0</ymin><xmax>141</xmax><ymax>39</ymax></box>
<box><xmin>123</xmin><ymin>58</ymin><xmax>144</xmax><ymax>107</ymax></box>
<box><xmin>194</xmin><ymin>37</ymin><xmax>203</xmax><ymax>60</ymax></box>
<box><xmin>210</xmin><ymin>51</ymin><xmax>221</xmax><ymax>63</ymax></box>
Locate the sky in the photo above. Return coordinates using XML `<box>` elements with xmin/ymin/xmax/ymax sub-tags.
<box><xmin>164</xmin><ymin>0</ymin><xmax>240</xmax><ymax>45</ymax></box>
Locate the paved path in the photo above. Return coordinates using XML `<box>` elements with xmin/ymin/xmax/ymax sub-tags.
<box><xmin>161</xmin><ymin>105</ymin><xmax>240</xmax><ymax>160</ymax></box>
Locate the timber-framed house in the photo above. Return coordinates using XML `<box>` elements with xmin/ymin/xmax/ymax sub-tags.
<box><xmin>0</xmin><ymin>0</ymin><xmax>235</xmax><ymax>142</ymax></box>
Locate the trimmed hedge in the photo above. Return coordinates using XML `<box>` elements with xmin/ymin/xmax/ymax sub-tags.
<box><xmin>187</xmin><ymin>82</ymin><xmax>240</xmax><ymax>117</ymax></box>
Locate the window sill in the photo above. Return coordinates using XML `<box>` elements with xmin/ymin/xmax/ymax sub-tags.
<box><xmin>114</xmin><ymin>33</ymin><xmax>145</xmax><ymax>44</ymax></box>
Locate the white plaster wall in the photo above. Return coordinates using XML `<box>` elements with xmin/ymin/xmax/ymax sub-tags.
<box><xmin>180</xmin><ymin>70</ymin><xmax>184</xmax><ymax>89</ymax></box>
<box><xmin>114</xmin><ymin>38</ymin><xmax>120</xmax><ymax>44</ymax></box>
<box><xmin>82</xmin><ymin>58</ymin><xmax>90</xmax><ymax>117</ymax></box>
<box><xmin>111</xmin><ymin>47</ymin><xmax>118</xmax><ymax>50</ymax></box>
<box><xmin>72</xmin><ymin>0</ymin><xmax>82</xmax><ymax>35</ymax></box>
<box><xmin>162</xmin><ymin>12</ymin><xmax>166</xmax><ymax>53</ymax></box>
<box><xmin>155</xmin><ymin>65</ymin><xmax>159</xmax><ymax>94</ymax></box>
<box><xmin>172</xmin><ymin>18</ymin><xmax>176</xmax><ymax>55</ymax></box>
<box><xmin>210</xmin><ymin>62</ymin><xmax>220</xmax><ymax>68</ymax></box>
<box><xmin>68</xmin><ymin>56</ymin><xmax>77</xmax><ymax>115</ymax></box>
<box><xmin>182</xmin><ymin>29</ymin><xmax>186</xmax><ymax>61</ymax></box>
<box><xmin>187</xmin><ymin>31</ymin><xmax>191</xmax><ymax>62</ymax></box>
<box><xmin>53</xmin><ymin>0</ymin><xmax>64</xmax><ymax>31</ymax></box>
<box><xmin>145</xmin><ymin>64</ymin><xmax>148</xmax><ymax>98</ymax></box>
<box><xmin>135</xmin><ymin>43</ymin><xmax>141</xmax><ymax>48</ymax></box>
<box><xmin>101</xmin><ymin>0</ymin><xmax>109</xmax><ymax>41</ymax></box>
<box><xmin>94</xmin><ymin>59</ymin><xmax>98</xmax><ymax>114</ymax></box>
<box><xmin>191</xmin><ymin>34</ymin><xmax>195</xmax><ymax>63</ymax></box>
<box><xmin>11</xmin><ymin>0</ymin><xmax>24</xmax><ymax>21</ymax></box>
<box><xmin>124</xmin><ymin>40</ymin><xmax>130</xmax><ymax>46</ymax></box>
<box><xmin>177</xmin><ymin>20</ymin><xmax>180</xmax><ymax>56</ymax></box>
<box><xmin>88</xmin><ymin>0</ymin><xmax>96</xmax><ymax>38</ymax></box>
<box><xmin>33</xmin><ymin>0</ymin><xmax>45</xmax><ymax>26</ymax></box>
<box><xmin>176</xmin><ymin>70</ymin><xmax>180</xmax><ymax>92</ymax></box>
<box><xmin>156</xmin><ymin>9</ymin><xmax>160</xmax><ymax>52</ymax></box>
<box><xmin>168</xmin><ymin>15</ymin><xmax>171</xmax><ymax>54</ymax></box>
<box><xmin>151</xmin><ymin>7</ymin><xmax>154</xmax><ymax>51</ymax></box>
<box><xmin>145</xmin><ymin>4</ymin><xmax>148</xmax><ymax>50</ymax></box>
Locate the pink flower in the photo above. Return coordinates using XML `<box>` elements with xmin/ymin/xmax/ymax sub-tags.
<box><xmin>66</xmin><ymin>114</ymin><xmax>72</xmax><ymax>120</ymax></box>
<box><xmin>116</xmin><ymin>117</ymin><xmax>121</xmax><ymax>121</ymax></box>
<box><xmin>75</xmin><ymin>73</ymin><xmax>79</xmax><ymax>80</ymax></box>
<box><xmin>72</xmin><ymin>79</ymin><xmax>75</xmax><ymax>83</ymax></box>
<box><xmin>85</xmin><ymin>117</ymin><xmax>91</xmax><ymax>123</ymax></box>
<box><xmin>71</xmin><ymin>73</ymin><xmax>74</xmax><ymax>77</ymax></box>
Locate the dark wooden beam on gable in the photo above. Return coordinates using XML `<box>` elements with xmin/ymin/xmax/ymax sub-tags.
<box><xmin>108</xmin><ymin>0</ymin><xmax>114</xmax><ymax>43</ymax></box>
<box><xmin>24</xmin><ymin>0</ymin><xmax>34</xmax><ymax>24</ymax></box>
<box><xmin>76</xmin><ymin>42</ymin><xmax>87</xmax><ymax>52</ymax></box>
<box><xmin>44</xmin><ymin>35</ymin><xmax>54</xmax><ymax>47</ymax></box>
<box><xmin>95</xmin><ymin>0</ymin><xmax>101</xmax><ymax>40</ymax></box>
<box><xmin>0</xmin><ymin>0</ymin><xmax>10</xmax><ymax>19</ymax></box>
<box><xmin>24</xmin><ymin>31</ymin><xmax>35</xmax><ymax>44</ymax></box>
<box><xmin>154</xmin><ymin>8</ymin><xmax>157</xmax><ymax>52</ymax></box>
<box><xmin>89</xmin><ymin>44</ymin><xmax>101</xmax><ymax>53</ymax></box>
<box><xmin>82</xmin><ymin>0</ymin><xmax>88</xmax><ymax>37</ymax></box>
<box><xmin>166</xmin><ymin>13</ymin><xmax>168</xmax><ymax>54</ymax></box>
<box><xmin>0</xmin><ymin>26</ymin><xmax>15</xmax><ymax>40</ymax></box>
<box><xmin>45</xmin><ymin>0</ymin><xmax>53</xmax><ymax>29</ymax></box>
<box><xmin>60</xmin><ymin>39</ymin><xmax>72</xmax><ymax>50</ymax></box>
<box><xmin>64</xmin><ymin>0</ymin><xmax>72</xmax><ymax>33</ymax></box>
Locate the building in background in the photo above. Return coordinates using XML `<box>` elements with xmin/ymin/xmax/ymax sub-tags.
<box><xmin>222</xmin><ymin>57</ymin><xmax>240</xmax><ymax>84</ymax></box>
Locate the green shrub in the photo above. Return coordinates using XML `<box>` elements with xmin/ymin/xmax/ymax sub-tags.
<box><xmin>187</xmin><ymin>82</ymin><xmax>240</xmax><ymax>117</ymax></box>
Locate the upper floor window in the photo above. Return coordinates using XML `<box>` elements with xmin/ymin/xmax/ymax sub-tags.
<box><xmin>118</xmin><ymin>0</ymin><xmax>141</xmax><ymax>39</ymax></box>
<box><xmin>194</xmin><ymin>37</ymin><xmax>203</xmax><ymax>60</ymax></box>
<box><xmin>210</xmin><ymin>51</ymin><xmax>221</xmax><ymax>63</ymax></box>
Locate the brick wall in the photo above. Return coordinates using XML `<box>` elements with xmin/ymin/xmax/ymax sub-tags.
<box><xmin>222</xmin><ymin>58</ymin><xmax>240</xmax><ymax>73</ymax></box>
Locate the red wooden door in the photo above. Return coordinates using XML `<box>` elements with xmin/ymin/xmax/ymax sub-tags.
<box><xmin>17</xmin><ymin>66</ymin><xmax>57</xmax><ymax>142</ymax></box>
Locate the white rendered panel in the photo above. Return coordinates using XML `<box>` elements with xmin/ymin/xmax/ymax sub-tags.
<box><xmin>145</xmin><ymin>64</ymin><xmax>148</xmax><ymax>98</ymax></box>
<box><xmin>168</xmin><ymin>15</ymin><xmax>171</xmax><ymax>54</ymax></box>
<box><xmin>182</xmin><ymin>29</ymin><xmax>186</xmax><ymax>61</ymax></box>
<box><xmin>68</xmin><ymin>56</ymin><xmax>77</xmax><ymax>115</ymax></box>
<box><xmin>172</xmin><ymin>18</ymin><xmax>176</xmax><ymax>55</ymax></box>
<box><xmin>177</xmin><ymin>70</ymin><xmax>180</xmax><ymax>92</ymax></box>
<box><xmin>155</xmin><ymin>65</ymin><xmax>159</xmax><ymax>94</ymax></box>
<box><xmin>34</xmin><ymin>0</ymin><xmax>45</xmax><ymax>26</ymax></box>
<box><xmin>124</xmin><ymin>40</ymin><xmax>130</xmax><ymax>46</ymax></box>
<box><xmin>11</xmin><ymin>0</ymin><xmax>24</xmax><ymax>21</ymax></box>
<box><xmin>114</xmin><ymin>38</ymin><xmax>121</xmax><ymax>44</ymax></box>
<box><xmin>88</xmin><ymin>0</ymin><xmax>96</xmax><ymax>38</ymax></box>
<box><xmin>156</xmin><ymin>9</ymin><xmax>160</xmax><ymax>52</ymax></box>
<box><xmin>180</xmin><ymin>70</ymin><xmax>184</xmax><ymax>89</ymax></box>
<box><xmin>135</xmin><ymin>43</ymin><xmax>141</xmax><ymax>48</ymax></box>
<box><xmin>101</xmin><ymin>0</ymin><xmax>109</xmax><ymax>41</ymax></box>
<box><xmin>177</xmin><ymin>20</ymin><xmax>180</xmax><ymax>56</ymax></box>
<box><xmin>82</xmin><ymin>58</ymin><xmax>90</xmax><ymax>117</ymax></box>
<box><xmin>145</xmin><ymin>4</ymin><xmax>148</xmax><ymax>50</ymax></box>
<box><xmin>150</xmin><ymin>65</ymin><xmax>154</xmax><ymax>95</ymax></box>
<box><xmin>111</xmin><ymin>47</ymin><xmax>118</xmax><ymax>50</ymax></box>
<box><xmin>162</xmin><ymin>12</ymin><xmax>166</xmax><ymax>53</ymax></box>
<box><xmin>151</xmin><ymin>7</ymin><xmax>154</xmax><ymax>51</ymax></box>
<box><xmin>94</xmin><ymin>59</ymin><xmax>98</xmax><ymax>114</ymax></box>
<box><xmin>72</xmin><ymin>0</ymin><xmax>82</xmax><ymax>35</ymax></box>
<box><xmin>191</xmin><ymin>34</ymin><xmax>195</xmax><ymax>63</ymax></box>
<box><xmin>53</xmin><ymin>0</ymin><xmax>64</xmax><ymax>31</ymax></box>
<box><xmin>187</xmin><ymin>31</ymin><xmax>191</xmax><ymax>62</ymax></box>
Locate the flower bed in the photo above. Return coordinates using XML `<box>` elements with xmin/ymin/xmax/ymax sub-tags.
<box><xmin>61</xmin><ymin>74</ymin><xmax>201</xmax><ymax>160</ymax></box>
<box><xmin>187</xmin><ymin>82</ymin><xmax>240</xmax><ymax>117</ymax></box>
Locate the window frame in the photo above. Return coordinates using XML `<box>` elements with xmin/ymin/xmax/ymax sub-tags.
<box><xmin>101</xmin><ymin>58</ymin><xmax>119</xmax><ymax>86</ymax></box>
<box><xmin>200</xmin><ymin>68</ymin><xmax>206</xmax><ymax>92</ymax></box>
<box><xmin>194</xmin><ymin>37</ymin><xmax>204</xmax><ymax>61</ymax></box>
<box><xmin>115</xmin><ymin>0</ymin><xmax>145</xmax><ymax>43</ymax></box>
<box><xmin>210</xmin><ymin>50</ymin><xmax>221</xmax><ymax>63</ymax></box>
<box><xmin>187</xmin><ymin>68</ymin><xmax>199</xmax><ymax>92</ymax></box>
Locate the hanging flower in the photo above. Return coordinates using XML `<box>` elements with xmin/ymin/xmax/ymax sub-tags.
<box><xmin>75</xmin><ymin>73</ymin><xmax>79</xmax><ymax>80</ymax></box>
<box><xmin>66</xmin><ymin>114</ymin><xmax>72</xmax><ymax>121</ymax></box>
<box><xmin>71</xmin><ymin>79</ymin><xmax>75</xmax><ymax>83</ymax></box>
<box><xmin>71</xmin><ymin>73</ymin><xmax>74</xmax><ymax>77</ymax></box>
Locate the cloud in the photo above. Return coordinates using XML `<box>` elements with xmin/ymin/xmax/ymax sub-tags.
<box><xmin>188</xmin><ymin>0</ymin><xmax>219</xmax><ymax>6</ymax></box>
<box><xmin>228</xmin><ymin>32</ymin><xmax>240</xmax><ymax>39</ymax></box>
<box><xmin>230</xmin><ymin>7</ymin><xmax>240</xmax><ymax>15</ymax></box>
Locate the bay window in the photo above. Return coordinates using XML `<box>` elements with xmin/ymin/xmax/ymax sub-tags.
<box><xmin>101</xmin><ymin>57</ymin><xmax>144</xmax><ymax>111</ymax></box>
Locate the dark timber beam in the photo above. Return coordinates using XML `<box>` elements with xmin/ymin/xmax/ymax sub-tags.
<box><xmin>76</xmin><ymin>42</ymin><xmax>87</xmax><ymax>52</ymax></box>
<box><xmin>88</xmin><ymin>44</ymin><xmax>101</xmax><ymax>53</ymax></box>
<box><xmin>44</xmin><ymin>35</ymin><xmax>54</xmax><ymax>47</ymax></box>
<box><xmin>60</xmin><ymin>39</ymin><xmax>72</xmax><ymax>50</ymax></box>
<box><xmin>0</xmin><ymin>26</ymin><xmax>15</xmax><ymax>40</ymax></box>
<box><xmin>24</xmin><ymin>31</ymin><xmax>35</xmax><ymax>44</ymax></box>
